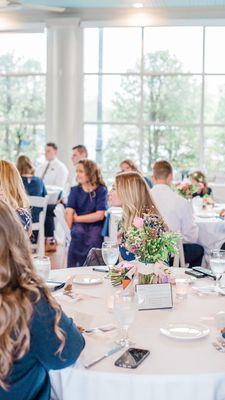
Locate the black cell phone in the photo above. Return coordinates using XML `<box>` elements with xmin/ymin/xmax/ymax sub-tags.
<box><xmin>92</xmin><ymin>266</ymin><xmax>109</xmax><ymax>273</ymax></box>
<box><xmin>46</xmin><ymin>281</ymin><xmax>65</xmax><ymax>291</ymax></box>
<box><xmin>185</xmin><ymin>269</ymin><xmax>205</xmax><ymax>278</ymax></box>
<box><xmin>114</xmin><ymin>348</ymin><xmax>150</xmax><ymax>369</ymax></box>
<box><xmin>192</xmin><ymin>266</ymin><xmax>216</xmax><ymax>280</ymax></box>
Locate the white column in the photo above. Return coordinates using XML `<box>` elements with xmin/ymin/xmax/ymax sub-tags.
<box><xmin>46</xmin><ymin>18</ymin><xmax>83</xmax><ymax>169</ymax></box>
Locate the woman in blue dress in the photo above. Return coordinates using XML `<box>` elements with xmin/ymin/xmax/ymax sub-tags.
<box><xmin>17</xmin><ymin>155</ymin><xmax>47</xmax><ymax>223</ymax></box>
<box><xmin>65</xmin><ymin>159</ymin><xmax>107</xmax><ymax>267</ymax></box>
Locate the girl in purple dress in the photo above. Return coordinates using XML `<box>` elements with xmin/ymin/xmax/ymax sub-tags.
<box><xmin>65</xmin><ymin>160</ymin><xmax>107</xmax><ymax>267</ymax></box>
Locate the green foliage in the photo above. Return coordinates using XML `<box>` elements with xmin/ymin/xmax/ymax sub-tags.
<box><xmin>0</xmin><ymin>52</ymin><xmax>45</xmax><ymax>162</ymax></box>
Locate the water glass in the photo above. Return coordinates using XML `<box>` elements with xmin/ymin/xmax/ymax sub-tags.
<box><xmin>113</xmin><ymin>290</ymin><xmax>137</xmax><ymax>346</ymax></box>
<box><xmin>102</xmin><ymin>241</ymin><xmax>119</xmax><ymax>271</ymax></box>
<box><xmin>175</xmin><ymin>277</ymin><xmax>189</xmax><ymax>300</ymax></box>
<box><xmin>210</xmin><ymin>250</ymin><xmax>225</xmax><ymax>290</ymax></box>
<box><xmin>33</xmin><ymin>256</ymin><xmax>51</xmax><ymax>281</ymax></box>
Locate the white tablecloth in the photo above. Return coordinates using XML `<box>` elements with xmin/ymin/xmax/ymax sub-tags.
<box><xmin>49</xmin><ymin>267</ymin><xmax>225</xmax><ymax>400</ymax></box>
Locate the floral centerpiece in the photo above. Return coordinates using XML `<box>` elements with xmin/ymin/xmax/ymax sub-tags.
<box><xmin>120</xmin><ymin>214</ymin><xmax>178</xmax><ymax>285</ymax></box>
<box><xmin>110</xmin><ymin>261</ymin><xmax>136</xmax><ymax>287</ymax></box>
<box><xmin>202</xmin><ymin>194</ymin><xmax>214</xmax><ymax>209</ymax></box>
<box><xmin>175</xmin><ymin>181</ymin><xmax>198</xmax><ymax>199</ymax></box>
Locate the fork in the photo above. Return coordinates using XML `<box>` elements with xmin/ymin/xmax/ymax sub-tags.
<box><xmin>212</xmin><ymin>341</ymin><xmax>225</xmax><ymax>352</ymax></box>
<box><xmin>84</xmin><ymin>324</ymin><xmax>116</xmax><ymax>333</ymax></box>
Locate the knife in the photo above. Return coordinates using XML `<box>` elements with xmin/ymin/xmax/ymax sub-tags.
<box><xmin>84</xmin><ymin>344</ymin><xmax>124</xmax><ymax>368</ymax></box>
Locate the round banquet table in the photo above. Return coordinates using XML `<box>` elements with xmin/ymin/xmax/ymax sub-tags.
<box><xmin>49</xmin><ymin>267</ymin><xmax>225</xmax><ymax>400</ymax></box>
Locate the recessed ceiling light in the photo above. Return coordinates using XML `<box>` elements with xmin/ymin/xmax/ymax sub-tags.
<box><xmin>133</xmin><ymin>3</ymin><xmax>144</xmax><ymax>8</ymax></box>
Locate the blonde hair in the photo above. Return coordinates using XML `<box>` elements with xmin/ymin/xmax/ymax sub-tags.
<box><xmin>16</xmin><ymin>155</ymin><xmax>35</xmax><ymax>176</ymax></box>
<box><xmin>115</xmin><ymin>172</ymin><xmax>161</xmax><ymax>230</ymax></box>
<box><xmin>0</xmin><ymin>200</ymin><xmax>65</xmax><ymax>390</ymax></box>
<box><xmin>189</xmin><ymin>170</ymin><xmax>207</xmax><ymax>185</ymax></box>
<box><xmin>0</xmin><ymin>160</ymin><xmax>29</xmax><ymax>210</ymax></box>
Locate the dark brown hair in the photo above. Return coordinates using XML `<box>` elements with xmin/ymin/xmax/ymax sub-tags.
<box><xmin>46</xmin><ymin>142</ymin><xmax>58</xmax><ymax>150</ymax></box>
<box><xmin>0</xmin><ymin>200</ymin><xmax>65</xmax><ymax>390</ymax></box>
<box><xmin>77</xmin><ymin>159</ymin><xmax>105</xmax><ymax>188</ymax></box>
<box><xmin>120</xmin><ymin>159</ymin><xmax>139</xmax><ymax>172</ymax></box>
<box><xmin>153</xmin><ymin>160</ymin><xmax>173</xmax><ymax>180</ymax></box>
<box><xmin>16</xmin><ymin>155</ymin><xmax>35</xmax><ymax>176</ymax></box>
<box><xmin>72</xmin><ymin>145</ymin><xmax>88</xmax><ymax>157</ymax></box>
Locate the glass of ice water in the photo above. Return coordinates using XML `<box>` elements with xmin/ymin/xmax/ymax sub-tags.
<box><xmin>114</xmin><ymin>290</ymin><xmax>137</xmax><ymax>347</ymax></box>
<box><xmin>33</xmin><ymin>256</ymin><xmax>51</xmax><ymax>281</ymax></box>
<box><xmin>102</xmin><ymin>241</ymin><xmax>119</xmax><ymax>272</ymax></box>
<box><xmin>210</xmin><ymin>250</ymin><xmax>225</xmax><ymax>291</ymax></box>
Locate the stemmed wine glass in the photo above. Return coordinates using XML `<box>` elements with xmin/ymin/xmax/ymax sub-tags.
<box><xmin>113</xmin><ymin>290</ymin><xmax>137</xmax><ymax>347</ymax></box>
<box><xmin>210</xmin><ymin>250</ymin><xmax>225</xmax><ymax>291</ymax></box>
<box><xmin>101</xmin><ymin>241</ymin><xmax>119</xmax><ymax>272</ymax></box>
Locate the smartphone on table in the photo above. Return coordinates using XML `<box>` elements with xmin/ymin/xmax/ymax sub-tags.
<box><xmin>185</xmin><ymin>269</ymin><xmax>205</xmax><ymax>278</ymax></box>
<box><xmin>115</xmin><ymin>348</ymin><xmax>150</xmax><ymax>369</ymax></box>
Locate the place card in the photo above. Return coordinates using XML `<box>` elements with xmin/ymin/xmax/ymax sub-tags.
<box><xmin>136</xmin><ymin>283</ymin><xmax>173</xmax><ymax>310</ymax></box>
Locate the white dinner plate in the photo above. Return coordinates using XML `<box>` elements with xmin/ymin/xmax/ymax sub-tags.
<box><xmin>160</xmin><ymin>323</ymin><xmax>210</xmax><ymax>340</ymax></box>
<box><xmin>196</xmin><ymin>212</ymin><xmax>218</xmax><ymax>218</ymax></box>
<box><xmin>192</xmin><ymin>284</ymin><xmax>216</xmax><ymax>294</ymax></box>
<box><xmin>73</xmin><ymin>274</ymin><xmax>103</xmax><ymax>285</ymax></box>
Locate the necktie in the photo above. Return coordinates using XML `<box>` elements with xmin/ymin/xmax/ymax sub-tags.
<box><xmin>41</xmin><ymin>162</ymin><xmax>50</xmax><ymax>180</ymax></box>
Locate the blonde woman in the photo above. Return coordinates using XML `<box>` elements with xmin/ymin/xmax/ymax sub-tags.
<box><xmin>0</xmin><ymin>160</ymin><xmax>31</xmax><ymax>231</ymax></box>
<box><xmin>0</xmin><ymin>200</ymin><xmax>84</xmax><ymax>399</ymax></box>
<box><xmin>189</xmin><ymin>170</ymin><xmax>212</xmax><ymax>198</ymax></box>
<box><xmin>109</xmin><ymin>171</ymin><xmax>164</xmax><ymax>261</ymax></box>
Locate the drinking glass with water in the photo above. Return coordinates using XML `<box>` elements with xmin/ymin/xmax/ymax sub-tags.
<box><xmin>210</xmin><ymin>250</ymin><xmax>225</xmax><ymax>290</ymax></box>
<box><xmin>102</xmin><ymin>241</ymin><xmax>119</xmax><ymax>272</ymax></box>
<box><xmin>114</xmin><ymin>290</ymin><xmax>137</xmax><ymax>347</ymax></box>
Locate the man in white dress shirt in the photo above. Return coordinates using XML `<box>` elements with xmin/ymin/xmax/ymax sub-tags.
<box><xmin>36</xmin><ymin>143</ymin><xmax>69</xmax><ymax>242</ymax></box>
<box><xmin>36</xmin><ymin>142</ymin><xmax>68</xmax><ymax>188</ymax></box>
<box><xmin>151</xmin><ymin>160</ymin><xmax>204</xmax><ymax>267</ymax></box>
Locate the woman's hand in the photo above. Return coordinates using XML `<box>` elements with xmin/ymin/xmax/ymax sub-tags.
<box><xmin>73</xmin><ymin>212</ymin><xmax>78</xmax><ymax>222</ymax></box>
<box><xmin>220</xmin><ymin>209</ymin><xmax>225</xmax><ymax>218</ymax></box>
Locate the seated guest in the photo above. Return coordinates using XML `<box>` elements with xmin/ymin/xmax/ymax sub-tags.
<box><xmin>71</xmin><ymin>145</ymin><xmax>88</xmax><ymax>166</ymax></box>
<box><xmin>189</xmin><ymin>170</ymin><xmax>212</xmax><ymax>198</ymax></box>
<box><xmin>36</xmin><ymin>142</ymin><xmax>68</xmax><ymax>188</ymax></box>
<box><xmin>0</xmin><ymin>160</ymin><xmax>31</xmax><ymax>232</ymax></box>
<box><xmin>120</xmin><ymin>159</ymin><xmax>152</xmax><ymax>188</ymax></box>
<box><xmin>62</xmin><ymin>145</ymin><xmax>89</xmax><ymax>205</ymax></box>
<box><xmin>151</xmin><ymin>160</ymin><xmax>204</xmax><ymax>267</ymax></box>
<box><xmin>108</xmin><ymin>171</ymin><xmax>164</xmax><ymax>262</ymax></box>
<box><xmin>36</xmin><ymin>143</ymin><xmax>69</xmax><ymax>243</ymax></box>
<box><xmin>0</xmin><ymin>200</ymin><xmax>85</xmax><ymax>400</ymax></box>
<box><xmin>16</xmin><ymin>155</ymin><xmax>47</xmax><ymax>223</ymax></box>
<box><xmin>65</xmin><ymin>159</ymin><xmax>107</xmax><ymax>267</ymax></box>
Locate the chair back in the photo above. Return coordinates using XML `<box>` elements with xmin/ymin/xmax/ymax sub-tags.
<box><xmin>29</xmin><ymin>195</ymin><xmax>49</xmax><ymax>256</ymax></box>
<box><xmin>54</xmin><ymin>204</ymin><xmax>71</xmax><ymax>244</ymax></box>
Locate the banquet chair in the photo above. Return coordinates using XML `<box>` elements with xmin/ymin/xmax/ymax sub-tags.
<box><xmin>29</xmin><ymin>195</ymin><xmax>49</xmax><ymax>257</ymax></box>
<box><xmin>54</xmin><ymin>203</ymin><xmax>71</xmax><ymax>248</ymax></box>
<box><xmin>172</xmin><ymin>238</ymin><xmax>186</xmax><ymax>268</ymax></box>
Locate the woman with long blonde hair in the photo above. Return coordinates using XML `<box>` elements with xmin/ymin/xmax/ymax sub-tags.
<box><xmin>0</xmin><ymin>160</ymin><xmax>31</xmax><ymax>231</ymax></box>
<box><xmin>108</xmin><ymin>171</ymin><xmax>165</xmax><ymax>261</ymax></box>
<box><xmin>0</xmin><ymin>200</ymin><xmax>84</xmax><ymax>399</ymax></box>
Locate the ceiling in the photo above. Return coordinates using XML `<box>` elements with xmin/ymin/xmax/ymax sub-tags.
<box><xmin>21</xmin><ymin>0</ymin><xmax>225</xmax><ymax>9</ymax></box>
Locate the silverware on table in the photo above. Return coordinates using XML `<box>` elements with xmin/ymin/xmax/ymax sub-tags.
<box><xmin>84</xmin><ymin>324</ymin><xmax>116</xmax><ymax>333</ymax></box>
<box><xmin>212</xmin><ymin>341</ymin><xmax>225</xmax><ymax>352</ymax></box>
<box><xmin>84</xmin><ymin>344</ymin><xmax>124</xmax><ymax>368</ymax></box>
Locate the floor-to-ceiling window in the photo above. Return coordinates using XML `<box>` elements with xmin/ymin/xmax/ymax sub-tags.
<box><xmin>0</xmin><ymin>32</ymin><xmax>46</xmax><ymax>163</ymax></box>
<box><xmin>83</xmin><ymin>26</ymin><xmax>225</xmax><ymax>182</ymax></box>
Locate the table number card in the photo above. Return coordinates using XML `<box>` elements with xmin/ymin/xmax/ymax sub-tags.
<box><xmin>136</xmin><ymin>283</ymin><xmax>173</xmax><ymax>310</ymax></box>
